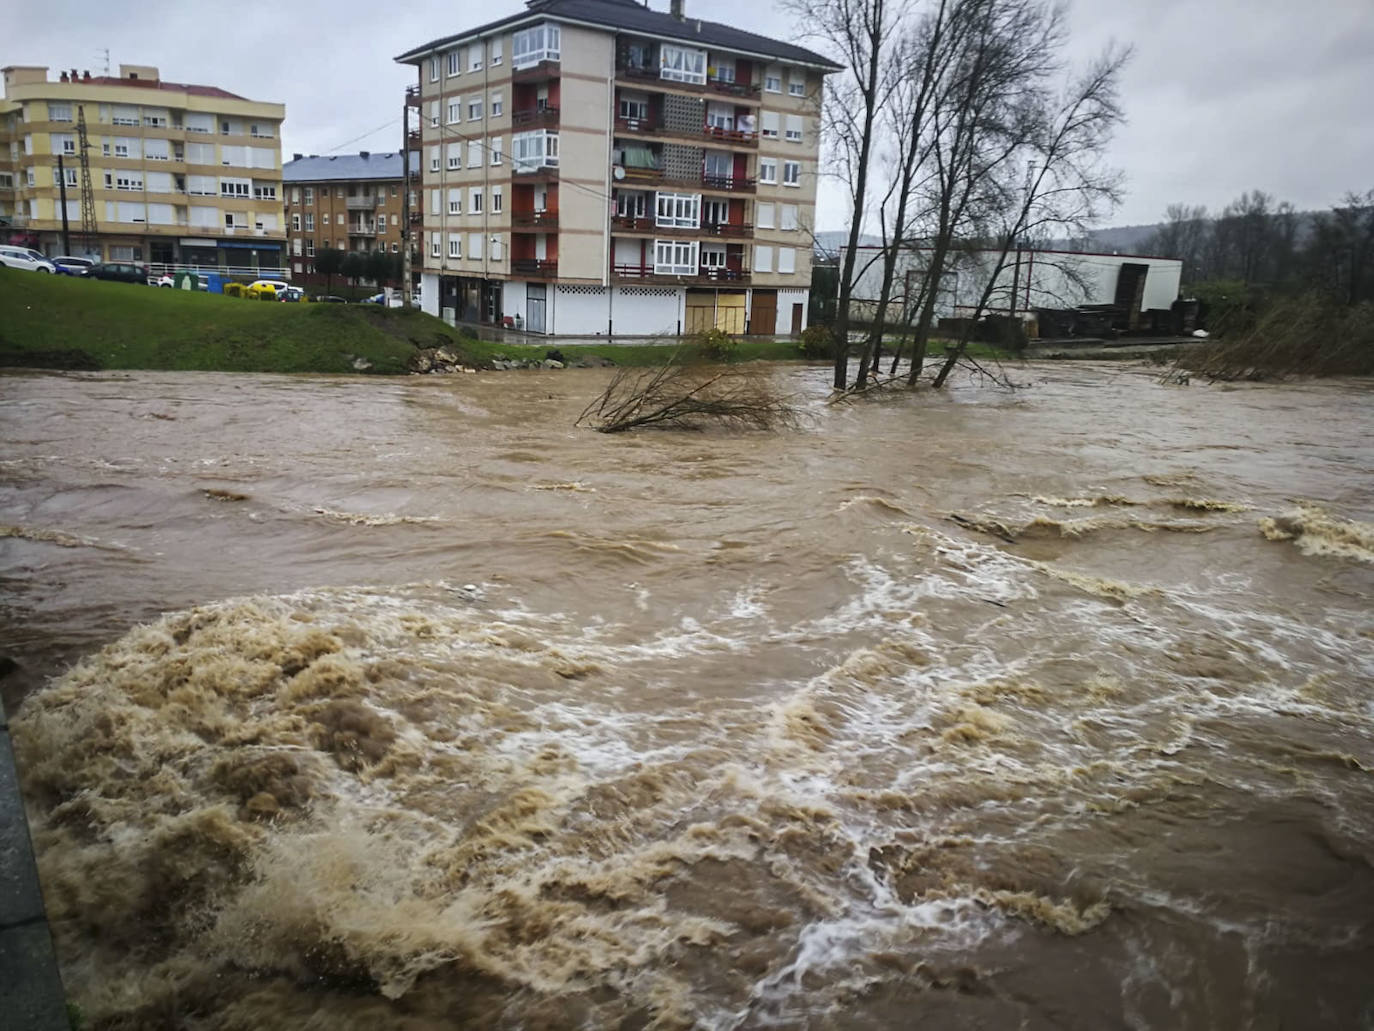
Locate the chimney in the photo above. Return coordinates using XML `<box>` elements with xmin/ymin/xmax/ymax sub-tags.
<box><xmin>83</xmin><ymin>71</ymin><xmax>91</xmax><ymax>81</ymax></box>
<box><xmin>60</xmin><ymin>71</ymin><xmax>69</xmax><ymax>82</ymax></box>
<box><xmin>360</xmin><ymin>150</ymin><xmax>369</xmax><ymax>159</ymax></box>
<box><xmin>71</xmin><ymin>69</ymin><xmax>79</xmax><ymax>81</ymax></box>
<box><xmin>670</xmin><ymin>0</ymin><xmax>684</xmax><ymax>19</ymax></box>
<box><xmin>292</xmin><ymin>152</ymin><xmax>303</xmax><ymax>161</ymax></box>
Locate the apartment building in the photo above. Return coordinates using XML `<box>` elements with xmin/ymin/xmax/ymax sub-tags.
<box><xmin>282</xmin><ymin>151</ymin><xmax>420</xmax><ymax>276</ymax></box>
<box><xmin>0</xmin><ymin>64</ymin><xmax>285</xmax><ymax>269</ymax></box>
<box><xmin>396</xmin><ymin>0</ymin><xmax>839</xmax><ymax>335</ymax></box>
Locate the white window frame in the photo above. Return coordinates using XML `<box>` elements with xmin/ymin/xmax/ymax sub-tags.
<box><xmin>778</xmin><ymin>247</ymin><xmax>796</xmax><ymax>274</ymax></box>
<box><xmin>448</xmin><ymin>188</ymin><xmax>462</xmax><ymax>215</ymax></box>
<box><xmin>490</xmin><ymin>91</ymin><xmax>504</xmax><ymax>118</ymax></box>
<box><xmin>512</xmin><ymin>23</ymin><xmax>561</xmax><ymax>68</ymax></box>
<box><xmin>655</xmin><ymin>191</ymin><xmax>701</xmax><ymax>229</ymax></box>
<box><xmin>512</xmin><ymin>130</ymin><xmax>559</xmax><ymax>172</ymax></box>
<box><xmin>468</xmin><ymin>139</ymin><xmax>482</xmax><ymax>167</ymax></box>
<box><xmin>654</xmin><ymin>238</ymin><xmax>699</xmax><ymax>276</ymax></box>
<box><xmin>492</xmin><ymin>186</ymin><xmax>503</xmax><ymax>213</ymax></box>
<box><xmin>781</xmin><ymin>203</ymin><xmax>799</xmax><ymax>231</ymax></box>
<box><xmin>468</xmin><ymin>97</ymin><xmax>484</xmax><ymax>121</ymax></box>
<box><xmin>469</xmin><ymin>233</ymin><xmax>483</xmax><ymax>259</ymax></box>
<box><xmin>789</xmin><ymin>74</ymin><xmax>806</xmax><ymax>97</ymax></box>
<box><xmin>305</xmin><ymin>213</ymin><xmax>314</xmax><ymax>230</ymax></box>
<box><xmin>660</xmin><ymin>44</ymin><xmax>707</xmax><ymax>85</ymax></box>
<box><xmin>701</xmin><ymin>243</ymin><xmax>727</xmax><ymax>269</ymax></box>
<box><xmin>490</xmin><ymin>38</ymin><xmax>503</xmax><ymax>66</ymax></box>
<box><xmin>48</xmin><ymin>102</ymin><xmax>73</xmax><ymax>122</ymax></box>
<box><xmin>219</xmin><ymin>177</ymin><xmax>249</xmax><ymax>198</ymax></box>
<box><xmin>756</xmin><ymin>202</ymin><xmax>775</xmax><ymax>229</ymax></box>
<box><xmin>755</xmin><ymin>245</ymin><xmax>773</xmax><ymax>274</ymax></box>
<box><xmin>470</xmin><ymin>188</ymin><xmax>483</xmax><ymax>214</ymax></box>
<box><xmin>490</xmin><ymin>137</ymin><xmax>503</xmax><ymax>166</ymax></box>
<box><xmin>431</xmin><ymin>232</ymin><xmax>441</xmax><ymax>258</ymax></box>
<box><xmin>428</xmin><ymin>146</ymin><xmax>440</xmax><ymax>173</ymax></box>
<box><xmin>447</xmin><ymin>100</ymin><xmax>461</xmax><ymax>125</ymax></box>
<box><xmin>447</xmin><ymin>50</ymin><xmax>461</xmax><ymax>77</ymax></box>
<box><xmin>449</xmin><ymin>233</ymin><xmax>462</xmax><ymax>258</ymax></box>
<box><xmin>429</xmin><ymin>56</ymin><xmax>440</xmax><ymax>82</ymax></box>
<box><xmin>764</xmin><ymin>69</ymin><xmax>782</xmax><ymax>93</ymax></box>
<box><xmin>785</xmin><ymin>115</ymin><xmax>803</xmax><ymax>143</ymax></box>
<box><xmin>759</xmin><ymin>158</ymin><xmax>778</xmax><ymax>185</ymax></box>
<box><xmin>760</xmin><ymin>112</ymin><xmax>779</xmax><ymax>140</ymax></box>
<box><xmin>448</xmin><ymin>142</ymin><xmax>461</xmax><ymax>170</ymax></box>
<box><xmin>783</xmin><ymin>160</ymin><xmax>801</xmax><ymax>187</ymax></box>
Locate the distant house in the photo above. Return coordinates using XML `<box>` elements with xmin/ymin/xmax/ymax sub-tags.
<box><xmin>843</xmin><ymin>244</ymin><xmax>1183</xmax><ymax>330</ymax></box>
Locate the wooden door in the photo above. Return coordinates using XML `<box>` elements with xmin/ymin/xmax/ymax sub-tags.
<box><xmin>790</xmin><ymin>303</ymin><xmax>803</xmax><ymax>336</ymax></box>
<box><xmin>750</xmin><ymin>290</ymin><xmax>777</xmax><ymax>335</ymax></box>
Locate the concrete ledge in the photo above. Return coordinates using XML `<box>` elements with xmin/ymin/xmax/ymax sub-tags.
<box><xmin>0</xmin><ymin>700</ymin><xmax>71</xmax><ymax>1030</ymax></box>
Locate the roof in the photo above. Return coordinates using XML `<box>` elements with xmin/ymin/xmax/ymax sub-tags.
<box><xmin>395</xmin><ymin>0</ymin><xmax>842</xmax><ymax>71</ymax></box>
<box><xmin>72</xmin><ymin>76</ymin><xmax>246</xmax><ymax>100</ymax></box>
<box><xmin>283</xmin><ymin>151</ymin><xmax>415</xmax><ymax>183</ymax></box>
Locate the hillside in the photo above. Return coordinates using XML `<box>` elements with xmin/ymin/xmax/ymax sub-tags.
<box><xmin>0</xmin><ymin>271</ymin><xmax>463</xmax><ymax>374</ymax></box>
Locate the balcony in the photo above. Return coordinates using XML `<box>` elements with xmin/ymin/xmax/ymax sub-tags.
<box><xmin>612</xmin><ymin>263</ymin><xmax>750</xmax><ymax>285</ymax></box>
<box><xmin>512</xmin><ymin>258</ymin><xmax>558</xmax><ymax>278</ymax></box>
<box><xmin>615</xmin><ymin>166</ymin><xmax>756</xmax><ymax>194</ymax></box>
<box><xmin>512</xmin><ymin>60</ymin><xmax>560</xmax><ymax>83</ymax></box>
<box><xmin>614</xmin><ymin>116</ymin><xmax>758</xmax><ymax>148</ymax></box>
<box><xmin>405</xmin><ymin>84</ymin><xmax>422</xmax><ymax>108</ymax></box>
<box><xmin>511</xmin><ymin>106</ymin><xmax>560</xmax><ymax>128</ymax></box>
<box><xmin>347</xmin><ymin>223</ymin><xmax>379</xmax><ymax>236</ymax></box>
<box><xmin>346</xmin><ymin>195</ymin><xmax>380</xmax><ymax>210</ymax></box>
<box><xmin>512</xmin><ymin>161</ymin><xmax>559</xmax><ymax>180</ymax></box>
<box><xmin>611</xmin><ymin>215</ymin><xmax>750</xmax><ymax>239</ymax></box>
<box><xmin>512</xmin><ymin>210</ymin><xmax>559</xmax><ymax>229</ymax></box>
<box><xmin>615</xmin><ymin>64</ymin><xmax>762</xmax><ymax>100</ymax></box>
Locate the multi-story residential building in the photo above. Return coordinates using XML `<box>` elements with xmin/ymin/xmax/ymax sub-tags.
<box><xmin>282</xmin><ymin>151</ymin><xmax>420</xmax><ymax>278</ymax></box>
<box><xmin>396</xmin><ymin>0</ymin><xmax>839</xmax><ymax>336</ymax></box>
<box><xmin>0</xmin><ymin>63</ymin><xmax>285</xmax><ymax>270</ymax></box>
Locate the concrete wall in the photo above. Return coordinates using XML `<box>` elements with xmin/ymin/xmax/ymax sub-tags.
<box><xmin>555</xmin><ymin>25</ymin><xmax>614</xmax><ymax>283</ymax></box>
<box><xmin>777</xmin><ymin>287</ymin><xmax>811</xmax><ymax>333</ymax></box>
<box><xmin>420</xmin><ymin>271</ymin><xmax>440</xmax><ymax>316</ymax></box>
<box><xmin>611</xmin><ymin>285</ymin><xmax>683</xmax><ymax>336</ymax></box>
<box><xmin>552</xmin><ymin>284</ymin><xmax>609</xmax><ymax>334</ymax></box>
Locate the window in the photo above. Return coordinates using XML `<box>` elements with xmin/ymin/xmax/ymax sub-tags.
<box><xmin>781</xmin><ymin>203</ymin><xmax>799</xmax><ymax>230</ymax></box>
<box><xmin>759</xmin><ymin>158</ymin><xmax>777</xmax><ymax>185</ymax></box>
<box><xmin>253</xmin><ymin>183</ymin><xmax>277</xmax><ymax>200</ymax></box>
<box><xmin>430</xmin><ymin>189</ymin><xmax>441</xmax><ymax>215</ymax></box>
<box><xmin>490</xmin><ymin>91</ymin><xmax>503</xmax><ymax>118</ymax></box>
<box><xmin>378</xmin><ymin>214</ymin><xmax>386</xmax><ymax>230</ymax></box>
<box><xmin>53</xmin><ymin>166</ymin><xmax>77</xmax><ymax>187</ymax></box>
<box><xmin>789</xmin><ymin>75</ymin><xmax>806</xmax><ymax>97</ymax></box>
<box><xmin>54</xmin><ymin>133</ymin><xmax>77</xmax><ymax>155</ymax></box>
<box><xmin>701</xmin><ymin>244</ymin><xmax>726</xmax><ymax>269</ymax></box>
<box><xmin>429</xmin><ymin>100</ymin><xmax>439</xmax><ymax>128</ymax></box>
<box><xmin>706</xmin><ymin>103</ymin><xmax>734</xmax><ymax>131</ymax></box>
<box><xmin>116</xmin><ymin>172</ymin><xmax>144</xmax><ymax>192</ymax></box>
<box><xmin>492</xmin><ymin>186</ymin><xmax>503</xmax><ymax>213</ymax></box>
<box><xmin>756</xmin><ymin>202</ymin><xmax>774</xmax><ymax>229</ymax></box>
<box><xmin>323</xmin><ymin>212</ymin><xmax>330</xmax><ymax>225</ymax></box>
<box><xmin>783</xmin><ymin>161</ymin><xmax>801</xmax><ymax>187</ymax></box>
<box><xmin>512</xmin><ymin>23</ymin><xmax>561</xmax><ymax>68</ymax></box>
<box><xmin>448</xmin><ymin>142</ymin><xmax>461</xmax><ymax>170</ymax></box>
<box><xmin>447</xmin><ymin>50</ymin><xmax>460</xmax><ymax>77</ymax></box>
<box><xmin>449</xmin><ymin>233</ymin><xmax>461</xmax><ymax>258</ymax></box>
<box><xmin>469</xmin><ymin>233</ymin><xmax>483</xmax><ymax>259</ymax></box>
<box><xmin>186</xmin><ymin>141</ymin><xmax>214</xmax><ymax>164</ymax></box>
<box><xmin>306</xmin><ymin>239</ymin><xmax>315</xmax><ymax>257</ymax></box>
<box><xmin>249</xmin><ymin>122</ymin><xmax>273</xmax><ymax>138</ymax></box>
<box><xmin>304</xmin><ymin>186</ymin><xmax>314</xmax><ymax>204</ymax></box>
<box><xmin>289</xmin><ymin>187</ymin><xmax>300</xmax><ymax>204</ymax></box>
<box><xmin>619</xmin><ymin>93</ymin><xmax>649</xmax><ymax>121</ymax></box>
<box><xmin>704</xmin><ymin>151</ymin><xmax>732</xmax><ymax>184</ymax></box>
<box><xmin>490</xmin><ymin>137</ymin><xmax>503</xmax><ymax>165</ymax></box>
<box><xmin>429</xmin><ymin>56</ymin><xmax>440</xmax><ymax>82</ymax></box>
<box><xmin>187</xmin><ymin>174</ymin><xmax>217</xmax><ymax>195</ymax></box>
<box><xmin>616</xmin><ymin>190</ymin><xmax>647</xmax><ymax>219</ymax></box>
<box><xmin>656</xmin><ymin>191</ymin><xmax>700</xmax><ymax>229</ymax></box>
<box><xmin>470</xmin><ymin>188</ymin><xmax>483</xmax><ymax>214</ymax></box>
<box><xmin>470</xmin><ymin>46</ymin><xmax>484</xmax><ymax>72</ymax></box>
<box><xmin>660</xmin><ymin>44</ymin><xmax>707</xmax><ymax>84</ymax></box>
<box><xmin>468</xmin><ymin>97</ymin><xmax>483</xmax><ymax>121</ymax></box>
<box><xmin>448</xmin><ymin>188</ymin><xmax>461</xmax><ymax>215</ymax></box>
<box><xmin>428</xmin><ymin>146</ymin><xmax>439</xmax><ymax>173</ymax></box>
<box><xmin>785</xmin><ymin>115</ymin><xmax>803</xmax><ymax>143</ymax></box>
<box><xmin>704</xmin><ymin>198</ymin><xmax>729</xmax><ymax>226</ymax></box>
<box><xmin>114</xmin><ymin>138</ymin><xmax>138</xmax><ymax>158</ymax></box>
<box><xmin>447</xmin><ymin>100</ymin><xmax>461</xmax><ymax>124</ymax></box>
<box><xmin>654</xmin><ymin>238</ymin><xmax>698</xmax><ymax>275</ymax></box>
<box><xmin>48</xmin><ymin>102</ymin><xmax>72</xmax><ymax>122</ymax></box>
<box><xmin>220</xmin><ymin>177</ymin><xmax>249</xmax><ymax>197</ymax></box>
<box><xmin>292</xmin><ymin>240</ymin><xmax>302</xmax><ymax>257</ymax></box>
<box><xmin>711</xmin><ymin>58</ymin><xmax>735</xmax><ymax>84</ymax></box>
<box><xmin>220</xmin><ymin>119</ymin><xmax>242</xmax><ymax>136</ymax></box>
<box><xmin>185</xmin><ymin>112</ymin><xmax>213</xmax><ymax>134</ymax></box>
<box><xmin>305</xmin><ymin>213</ymin><xmax>314</xmax><ymax>230</ymax></box>
<box><xmin>392</xmin><ymin>242</ymin><xmax>398</xmax><ymax>253</ymax></box>
<box><xmin>491</xmin><ymin>236</ymin><xmax>503</xmax><ymax>261</ymax></box>
<box><xmin>112</xmin><ymin>105</ymin><xmax>139</xmax><ymax>126</ymax></box>
<box><xmin>490</xmin><ymin>38</ymin><xmax>502</xmax><ymax>66</ymax></box>
<box><xmin>431</xmin><ymin>232</ymin><xmax>441</xmax><ymax>257</ymax></box>
<box><xmin>764</xmin><ymin>68</ymin><xmax>782</xmax><ymax>93</ymax></box>
<box><xmin>512</xmin><ymin>131</ymin><xmax>558</xmax><ymax>172</ymax></box>
<box><xmin>468</xmin><ymin>139</ymin><xmax>482</xmax><ymax>167</ymax></box>
<box><xmin>760</xmin><ymin>112</ymin><xmax>779</xmax><ymax>140</ymax></box>
<box><xmin>224</xmin><ymin>211</ymin><xmax>245</xmax><ymax>229</ymax></box>
<box><xmin>26</xmin><ymin>169</ymin><xmax>35</xmax><ymax>187</ymax></box>
<box><xmin>778</xmin><ymin>247</ymin><xmax>796</xmax><ymax>274</ymax></box>
<box><xmin>755</xmin><ymin>245</ymin><xmax>773</xmax><ymax>273</ymax></box>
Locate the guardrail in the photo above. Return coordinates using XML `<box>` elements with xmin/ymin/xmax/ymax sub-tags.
<box><xmin>145</xmin><ymin>262</ymin><xmax>291</xmax><ymax>280</ymax></box>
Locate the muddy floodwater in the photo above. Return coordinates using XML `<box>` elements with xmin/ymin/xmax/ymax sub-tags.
<box><xmin>2</xmin><ymin>363</ymin><xmax>1372</xmax><ymax>1030</ymax></box>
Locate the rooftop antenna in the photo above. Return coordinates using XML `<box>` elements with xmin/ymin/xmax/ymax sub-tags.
<box><xmin>99</xmin><ymin>48</ymin><xmax>110</xmax><ymax>76</ymax></box>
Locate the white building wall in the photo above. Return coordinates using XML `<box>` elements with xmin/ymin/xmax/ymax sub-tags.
<box><xmin>777</xmin><ymin>288</ymin><xmax>811</xmax><ymax>333</ymax></box>
<box><xmin>610</xmin><ymin>286</ymin><xmax>682</xmax><ymax>336</ymax></box>
<box><xmin>552</xmin><ymin>285</ymin><xmax>610</xmax><ymax>335</ymax></box>
<box><xmin>502</xmin><ymin>280</ymin><xmax>527</xmax><ymax>324</ymax></box>
<box><xmin>420</xmin><ymin>272</ymin><xmax>439</xmax><ymax>317</ymax></box>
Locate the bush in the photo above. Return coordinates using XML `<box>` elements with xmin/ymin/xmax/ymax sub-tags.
<box><xmin>797</xmin><ymin>325</ymin><xmax>833</xmax><ymax>360</ymax></box>
<box><xmin>693</xmin><ymin>327</ymin><xmax>737</xmax><ymax>362</ymax></box>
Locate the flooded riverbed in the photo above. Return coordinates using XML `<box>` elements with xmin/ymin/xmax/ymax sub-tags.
<box><xmin>2</xmin><ymin>363</ymin><xmax>1372</xmax><ymax>1029</ymax></box>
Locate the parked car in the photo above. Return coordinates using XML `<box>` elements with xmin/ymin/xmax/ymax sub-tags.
<box><xmin>81</xmin><ymin>262</ymin><xmax>150</xmax><ymax>283</ymax></box>
<box><xmin>277</xmin><ymin>285</ymin><xmax>305</xmax><ymax>302</ymax></box>
<box><xmin>315</xmin><ymin>295</ymin><xmax>348</xmax><ymax>304</ymax></box>
<box><xmin>246</xmin><ymin>279</ymin><xmax>289</xmax><ymax>300</ymax></box>
<box><xmin>0</xmin><ymin>246</ymin><xmax>57</xmax><ymax>273</ymax></box>
<box><xmin>51</xmin><ymin>256</ymin><xmax>94</xmax><ymax>276</ymax></box>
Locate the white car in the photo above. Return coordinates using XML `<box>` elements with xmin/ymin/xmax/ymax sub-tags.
<box><xmin>0</xmin><ymin>246</ymin><xmax>57</xmax><ymax>273</ymax></box>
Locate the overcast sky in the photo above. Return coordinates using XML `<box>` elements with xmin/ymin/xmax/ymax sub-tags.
<box><xmin>8</xmin><ymin>0</ymin><xmax>1372</xmax><ymax>228</ymax></box>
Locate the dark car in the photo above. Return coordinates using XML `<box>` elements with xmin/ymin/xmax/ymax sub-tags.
<box><xmin>51</xmin><ymin>256</ymin><xmax>95</xmax><ymax>276</ymax></box>
<box><xmin>315</xmin><ymin>295</ymin><xmax>348</xmax><ymax>303</ymax></box>
<box><xmin>82</xmin><ymin>262</ymin><xmax>149</xmax><ymax>284</ymax></box>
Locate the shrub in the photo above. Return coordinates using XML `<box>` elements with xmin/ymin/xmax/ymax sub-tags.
<box><xmin>693</xmin><ymin>327</ymin><xmax>737</xmax><ymax>362</ymax></box>
<box><xmin>798</xmin><ymin>325</ymin><xmax>833</xmax><ymax>360</ymax></box>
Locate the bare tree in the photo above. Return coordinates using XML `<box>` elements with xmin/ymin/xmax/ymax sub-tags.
<box><xmin>576</xmin><ymin>363</ymin><xmax>803</xmax><ymax>433</ymax></box>
<box><xmin>786</xmin><ymin>0</ymin><xmax>906</xmax><ymax>389</ymax></box>
<box><xmin>1145</xmin><ymin>203</ymin><xmax>1210</xmax><ymax>283</ymax></box>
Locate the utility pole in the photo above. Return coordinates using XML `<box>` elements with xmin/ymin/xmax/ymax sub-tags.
<box><xmin>75</xmin><ymin>107</ymin><xmax>98</xmax><ymax>258</ymax></box>
<box><xmin>57</xmin><ymin>155</ymin><xmax>71</xmax><ymax>255</ymax></box>
<box><xmin>401</xmin><ymin>94</ymin><xmax>413</xmax><ymax>308</ymax></box>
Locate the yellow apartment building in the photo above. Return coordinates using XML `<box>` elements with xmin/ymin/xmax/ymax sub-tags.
<box><xmin>0</xmin><ymin>63</ymin><xmax>286</xmax><ymax>270</ymax></box>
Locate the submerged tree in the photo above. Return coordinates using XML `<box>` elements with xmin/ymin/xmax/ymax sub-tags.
<box><xmin>576</xmin><ymin>361</ymin><xmax>804</xmax><ymax>433</ymax></box>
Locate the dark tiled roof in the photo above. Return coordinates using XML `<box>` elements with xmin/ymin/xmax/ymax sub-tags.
<box><xmin>395</xmin><ymin>0</ymin><xmax>842</xmax><ymax>71</ymax></box>
<box><xmin>283</xmin><ymin>151</ymin><xmax>417</xmax><ymax>183</ymax></box>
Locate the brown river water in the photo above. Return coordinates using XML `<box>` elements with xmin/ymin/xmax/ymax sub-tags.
<box><xmin>1</xmin><ymin>363</ymin><xmax>1372</xmax><ymax>1030</ymax></box>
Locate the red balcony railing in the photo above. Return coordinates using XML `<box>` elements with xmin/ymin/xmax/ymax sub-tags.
<box><xmin>512</xmin><ymin>258</ymin><xmax>558</xmax><ymax>278</ymax></box>
<box><xmin>512</xmin><ymin>210</ymin><xmax>559</xmax><ymax>229</ymax></box>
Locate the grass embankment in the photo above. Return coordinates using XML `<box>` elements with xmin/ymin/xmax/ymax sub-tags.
<box><xmin>0</xmin><ymin>271</ymin><xmax>460</xmax><ymax>375</ymax></box>
<box><xmin>455</xmin><ymin>334</ymin><xmax>806</xmax><ymax>367</ymax></box>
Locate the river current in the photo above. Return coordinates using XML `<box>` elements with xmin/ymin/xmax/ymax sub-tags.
<box><xmin>2</xmin><ymin>363</ymin><xmax>1372</xmax><ymax>1030</ymax></box>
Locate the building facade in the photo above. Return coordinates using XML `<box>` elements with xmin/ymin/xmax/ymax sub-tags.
<box><xmin>282</xmin><ymin>151</ymin><xmax>419</xmax><ymax>278</ymax></box>
<box><xmin>396</xmin><ymin>0</ymin><xmax>839</xmax><ymax>336</ymax></box>
<box><xmin>0</xmin><ymin>64</ymin><xmax>285</xmax><ymax>269</ymax></box>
